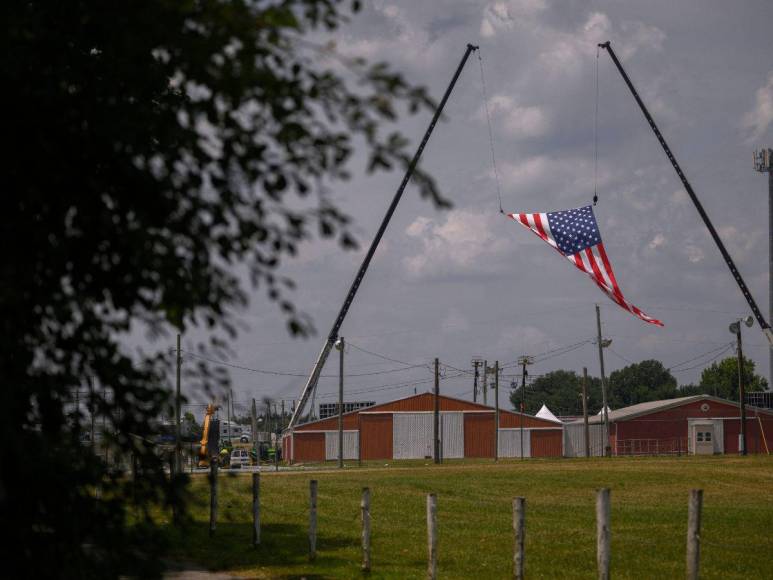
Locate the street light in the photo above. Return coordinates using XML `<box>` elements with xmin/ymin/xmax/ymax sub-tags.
<box><xmin>729</xmin><ymin>316</ymin><xmax>753</xmax><ymax>455</ymax></box>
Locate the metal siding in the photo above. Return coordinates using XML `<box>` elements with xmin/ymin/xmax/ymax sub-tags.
<box><xmin>498</xmin><ymin>428</ymin><xmax>530</xmax><ymax>458</ymax></box>
<box><xmin>393</xmin><ymin>413</ymin><xmax>434</xmax><ymax>459</ymax></box>
<box><xmin>722</xmin><ymin>418</ymin><xmax>763</xmax><ymax>454</ymax></box>
<box><xmin>324</xmin><ymin>431</ymin><xmax>360</xmax><ymax>460</ymax></box>
<box><xmin>464</xmin><ymin>413</ymin><xmax>494</xmax><ymax>458</ymax></box>
<box><xmin>360</xmin><ymin>414</ymin><xmax>393</xmax><ymax>460</ymax></box>
<box><xmin>563</xmin><ymin>423</ymin><xmax>606</xmax><ymax>457</ymax></box>
<box><xmin>293</xmin><ymin>432</ymin><xmax>325</xmax><ymax>462</ymax></box>
<box><xmin>442</xmin><ymin>412</ymin><xmax>464</xmax><ymax>459</ymax></box>
<box><xmin>530</xmin><ymin>429</ymin><xmax>563</xmax><ymax>457</ymax></box>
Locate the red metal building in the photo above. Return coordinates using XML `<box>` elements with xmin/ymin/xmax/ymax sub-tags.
<box><xmin>283</xmin><ymin>392</ymin><xmax>563</xmax><ymax>463</ymax></box>
<box><xmin>565</xmin><ymin>394</ymin><xmax>773</xmax><ymax>456</ymax></box>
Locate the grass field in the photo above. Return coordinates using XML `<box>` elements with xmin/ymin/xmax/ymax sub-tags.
<box><xmin>162</xmin><ymin>456</ymin><xmax>773</xmax><ymax>579</ymax></box>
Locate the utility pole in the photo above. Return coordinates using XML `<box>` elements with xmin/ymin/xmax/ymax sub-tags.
<box><xmin>754</xmin><ymin>147</ymin><xmax>773</xmax><ymax>388</ymax></box>
<box><xmin>434</xmin><ymin>358</ymin><xmax>440</xmax><ymax>465</ymax></box>
<box><xmin>471</xmin><ymin>356</ymin><xmax>482</xmax><ymax>403</ymax></box>
<box><xmin>517</xmin><ymin>356</ymin><xmax>534</xmax><ymax>459</ymax></box>
<box><xmin>595</xmin><ymin>305</ymin><xmax>612</xmax><ymax>457</ymax></box>
<box><xmin>336</xmin><ymin>337</ymin><xmax>345</xmax><ymax>469</ymax></box>
<box><xmin>251</xmin><ymin>398</ymin><xmax>258</xmax><ymax>463</ymax></box>
<box><xmin>730</xmin><ymin>317</ymin><xmax>754</xmax><ymax>455</ymax></box>
<box><xmin>175</xmin><ymin>333</ymin><xmax>182</xmax><ymax>473</ymax></box>
<box><xmin>737</xmin><ymin>325</ymin><xmax>747</xmax><ymax>456</ymax></box>
<box><xmin>482</xmin><ymin>360</ymin><xmax>488</xmax><ymax>406</ymax></box>
<box><xmin>494</xmin><ymin>361</ymin><xmax>500</xmax><ymax>462</ymax></box>
<box><xmin>281</xmin><ymin>400</ymin><xmax>285</xmax><ymax>431</ymax></box>
<box><xmin>582</xmin><ymin>367</ymin><xmax>590</xmax><ymax>458</ymax></box>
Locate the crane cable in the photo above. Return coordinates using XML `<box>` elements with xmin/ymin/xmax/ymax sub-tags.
<box><xmin>477</xmin><ymin>50</ymin><xmax>504</xmax><ymax>214</ymax></box>
<box><xmin>593</xmin><ymin>45</ymin><xmax>600</xmax><ymax>206</ymax></box>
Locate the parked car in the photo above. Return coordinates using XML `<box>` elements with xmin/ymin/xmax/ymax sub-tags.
<box><xmin>230</xmin><ymin>448</ymin><xmax>250</xmax><ymax>468</ymax></box>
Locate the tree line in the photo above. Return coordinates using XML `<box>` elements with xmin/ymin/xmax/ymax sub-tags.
<box><xmin>509</xmin><ymin>356</ymin><xmax>768</xmax><ymax>417</ymax></box>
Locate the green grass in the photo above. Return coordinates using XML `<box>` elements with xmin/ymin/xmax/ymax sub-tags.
<box><xmin>162</xmin><ymin>456</ymin><xmax>773</xmax><ymax>579</ymax></box>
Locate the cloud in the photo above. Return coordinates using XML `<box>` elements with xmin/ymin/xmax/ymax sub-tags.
<box><xmin>478</xmin><ymin>95</ymin><xmax>551</xmax><ymax>138</ymax></box>
<box><xmin>402</xmin><ymin>209</ymin><xmax>513</xmax><ymax>277</ymax></box>
<box><xmin>647</xmin><ymin>233</ymin><xmax>666</xmax><ymax>250</ymax></box>
<box><xmin>537</xmin><ymin>12</ymin><xmax>664</xmax><ymax>77</ymax></box>
<box><xmin>684</xmin><ymin>244</ymin><xmax>705</xmax><ymax>263</ymax></box>
<box><xmin>496</xmin><ymin>325</ymin><xmax>552</xmax><ymax>354</ymax></box>
<box><xmin>742</xmin><ymin>72</ymin><xmax>773</xmax><ymax>143</ymax></box>
<box><xmin>480</xmin><ymin>0</ymin><xmax>547</xmax><ymax>38</ymax></box>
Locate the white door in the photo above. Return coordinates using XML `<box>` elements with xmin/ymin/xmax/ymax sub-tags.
<box><xmin>693</xmin><ymin>424</ymin><xmax>715</xmax><ymax>455</ymax></box>
<box><xmin>393</xmin><ymin>413</ymin><xmax>433</xmax><ymax>459</ymax></box>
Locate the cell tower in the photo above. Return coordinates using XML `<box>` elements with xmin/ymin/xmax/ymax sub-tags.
<box><xmin>754</xmin><ymin>148</ymin><xmax>773</xmax><ymax>389</ymax></box>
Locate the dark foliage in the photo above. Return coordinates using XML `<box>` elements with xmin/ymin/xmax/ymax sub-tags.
<box><xmin>698</xmin><ymin>356</ymin><xmax>767</xmax><ymax>399</ymax></box>
<box><xmin>511</xmin><ymin>369</ymin><xmax>603</xmax><ymax>416</ymax></box>
<box><xmin>3</xmin><ymin>1</ymin><xmax>443</xmax><ymax>577</ymax></box>
<box><xmin>607</xmin><ymin>359</ymin><xmax>678</xmax><ymax>408</ymax></box>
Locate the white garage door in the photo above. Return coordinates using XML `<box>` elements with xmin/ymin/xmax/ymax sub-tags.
<box><xmin>441</xmin><ymin>412</ymin><xmax>464</xmax><ymax>459</ymax></box>
<box><xmin>324</xmin><ymin>431</ymin><xmax>359</xmax><ymax>460</ymax></box>
<box><xmin>499</xmin><ymin>428</ymin><xmax>531</xmax><ymax>458</ymax></box>
<box><xmin>393</xmin><ymin>413</ymin><xmax>433</xmax><ymax>459</ymax></box>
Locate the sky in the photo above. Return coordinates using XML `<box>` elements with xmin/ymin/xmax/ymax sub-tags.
<box><xmin>179</xmin><ymin>0</ymin><xmax>773</xmax><ymax>417</ymax></box>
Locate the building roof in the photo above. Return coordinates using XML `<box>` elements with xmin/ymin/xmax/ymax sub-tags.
<box><xmin>290</xmin><ymin>391</ymin><xmax>561</xmax><ymax>431</ymax></box>
<box><xmin>572</xmin><ymin>394</ymin><xmax>773</xmax><ymax>425</ymax></box>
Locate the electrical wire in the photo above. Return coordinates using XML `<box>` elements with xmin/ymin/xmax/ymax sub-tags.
<box><xmin>181</xmin><ymin>350</ymin><xmax>426</xmax><ymax>378</ymax></box>
<box><xmin>346</xmin><ymin>342</ymin><xmax>426</xmax><ymax>368</ymax></box>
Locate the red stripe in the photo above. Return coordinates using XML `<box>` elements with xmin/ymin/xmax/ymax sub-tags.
<box><xmin>533</xmin><ymin>214</ymin><xmax>550</xmax><ymax>243</ymax></box>
<box><xmin>596</xmin><ymin>244</ymin><xmax>621</xmax><ymax>293</ymax></box>
<box><xmin>571</xmin><ymin>253</ymin><xmax>588</xmax><ymax>273</ymax></box>
<box><xmin>584</xmin><ymin>248</ymin><xmax>607</xmax><ymax>288</ymax></box>
<box><xmin>518</xmin><ymin>214</ymin><xmax>529</xmax><ymax>227</ymax></box>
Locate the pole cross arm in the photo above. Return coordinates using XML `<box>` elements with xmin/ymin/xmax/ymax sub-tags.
<box><xmin>599</xmin><ymin>41</ymin><xmax>773</xmax><ymax>348</ymax></box>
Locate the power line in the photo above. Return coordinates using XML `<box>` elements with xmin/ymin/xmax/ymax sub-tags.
<box><xmin>181</xmin><ymin>350</ymin><xmax>426</xmax><ymax>378</ymax></box>
<box><xmin>668</xmin><ymin>342</ymin><xmax>734</xmax><ymax>372</ymax></box>
<box><xmin>346</xmin><ymin>342</ymin><xmax>427</xmax><ymax>368</ymax></box>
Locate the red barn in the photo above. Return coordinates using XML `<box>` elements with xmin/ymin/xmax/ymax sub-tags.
<box><xmin>565</xmin><ymin>394</ymin><xmax>773</xmax><ymax>456</ymax></box>
<box><xmin>283</xmin><ymin>392</ymin><xmax>563</xmax><ymax>463</ymax></box>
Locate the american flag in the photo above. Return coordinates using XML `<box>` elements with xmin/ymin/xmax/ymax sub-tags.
<box><xmin>507</xmin><ymin>205</ymin><xmax>663</xmax><ymax>326</ymax></box>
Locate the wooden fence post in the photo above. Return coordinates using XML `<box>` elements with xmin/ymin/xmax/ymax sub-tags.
<box><xmin>686</xmin><ymin>489</ymin><xmax>703</xmax><ymax>580</ymax></box>
<box><xmin>513</xmin><ymin>497</ymin><xmax>525</xmax><ymax>580</ymax></box>
<box><xmin>309</xmin><ymin>480</ymin><xmax>318</xmax><ymax>561</ymax></box>
<box><xmin>209</xmin><ymin>462</ymin><xmax>218</xmax><ymax>537</ymax></box>
<box><xmin>596</xmin><ymin>488</ymin><xmax>610</xmax><ymax>580</ymax></box>
<box><xmin>252</xmin><ymin>472</ymin><xmax>261</xmax><ymax>547</ymax></box>
<box><xmin>427</xmin><ymin>493</ymin><xmax>437</xmax><ymax>580</ymax></box>
<box><xmin>361</xmin><ymin>487</ymin><xmax>371</xmax><ymax>573</ymax></box>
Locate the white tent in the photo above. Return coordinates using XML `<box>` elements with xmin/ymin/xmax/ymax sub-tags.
<box><xmin>596</xmin><ymin>405</ymin><xmax>612</xmax><ymax>416</ymax></box>
<box><xmin>535</xmin><ymin>404</ymin><xmax>561</xmax><ymax>423</ymax></box>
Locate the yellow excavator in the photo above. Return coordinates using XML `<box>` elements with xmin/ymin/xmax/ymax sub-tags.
<box><xmin>197</xmin><ymin>404</ymin><xmax>218</xmax><ymax>468</ymax></box>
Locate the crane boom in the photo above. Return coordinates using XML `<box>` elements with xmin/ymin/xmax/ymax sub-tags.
<box><xmin>599</xmin><ymin>41</ymin><xmax>773</xmax><ymax>347</ymax></box>
<box><xmin>287</xmin><ymin>43</ymin><xmax>479</xmax><ymax>429</ymax></box>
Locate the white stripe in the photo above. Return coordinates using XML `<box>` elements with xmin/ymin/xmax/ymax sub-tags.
<box><xmin>589</xmin><ymin>246</ymin><xmax>615</xmax><ymax>291</ymax></box>
<box><xmin>578</xmin><ymin>251</ymin><xmax>594</xmax><ymax>275</ymax></box>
